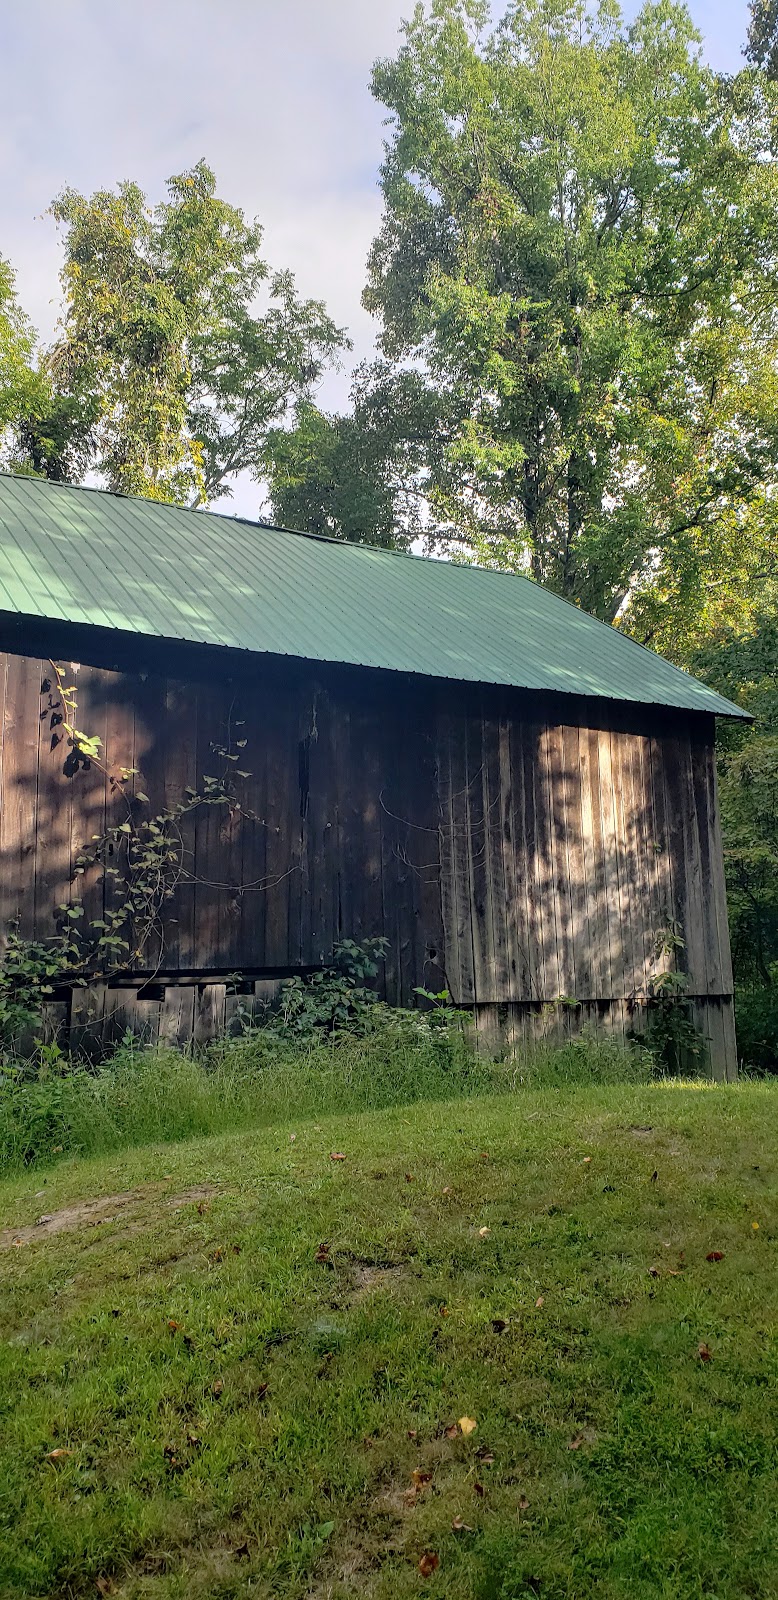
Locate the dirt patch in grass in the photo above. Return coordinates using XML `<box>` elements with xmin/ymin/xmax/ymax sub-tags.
<box><xmin>0</xmin><ymin>1184</ymin><xmax>219</xmax><ymax>1250</ymax></box>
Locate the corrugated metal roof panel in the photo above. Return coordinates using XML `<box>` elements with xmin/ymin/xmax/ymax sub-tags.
<box><xmin>0</xmin><ymin>474</ymin><xmax>747</xmax><ymax>719</ymax></box>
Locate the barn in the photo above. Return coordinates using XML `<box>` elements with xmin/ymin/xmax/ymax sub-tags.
<box><xmin>0</xmin><ymin>474</ymin><xmax>747</xmax><ymax>1076</ymax></box>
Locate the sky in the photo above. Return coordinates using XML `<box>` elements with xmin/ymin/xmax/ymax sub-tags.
<box><xmin>0</xmin><ymin>0</ymin><xmax>754</xmax><ymax>518</ymax></box>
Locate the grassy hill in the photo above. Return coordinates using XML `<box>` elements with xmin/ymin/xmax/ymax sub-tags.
<box><xmin>1</xmin><ymin>1080</ymin><xmax>777</xmax><ymax>1599</ymax></box>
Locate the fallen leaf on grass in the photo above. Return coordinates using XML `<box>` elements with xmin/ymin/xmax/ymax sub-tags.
<box><xmin>476</xmin><ymin>1447</ymin><xmax>495</xmax><ymax>1464</ymax></box>
<box><xmin>491</xmin><ymin>1318</ymin><xmax>508</xmax><ymax>1333</ymax></box>
<box><xmin>752</xmin><ymin>1221</ymin><xmax>760</xmax><ymax>1231</ymax></box>
<box><xmin>196</xmin><ymin>1200</ymin><xmax>210</xmax><ymax>1216</ymax></box>
<box><xmin>209</xmin><ymin>1247</ymin><xmax>224</xmax><ymax>1263</ymax></box>
<box><xmin>480</xmin><ymin>1151</ymin><xmax>489</xmax><ymax>1161</ymax></box>
<box><xmin>479</xmin><ymin>1226</ymin><xmax>491</xmax><ymax>1238</ymax></box>
<box><xmin>439</xmin><ymin>1304</ymin><xmax>449</xmax><ymax>1317</ymax></box>
<box><xmin>648</xmin><ymin>1267</ymin><xmax>660</xmax><ymax>1279</ymax></box>
<box><xmin>407</xmin><ymin>1429</ymin><xmax>418</xmax><ymax>1439</ymax></box>
<box><xmin>412</xmin><ymin>1469</ymin><xmax>433</xmax><ymax>1488</ymax></box>
<box><xmin>167</xmin><ymin>1320</ymin><xmax>181</xmax><ymax>1332</ymax></box>
<box><xmin>419</xmin><ymin>1552</ymin><xmax>439</xmax><ymax>1577</ymax></box>
<box><xmin>46</xmin><ymin>1448</ymin><xmax>73</xmax><ymax>1462</ymax></box>
<box><xmin>405</xmin><ymin>1173</ymin><xmax>415</xmax><ymax>1183</ymax></box>
<box><xmin>95</xmin><ymin>1579</ymin><xmax>116</xmax><ymax>1596</ymax></box>
<box><xmin>698</xmin><ymin>1342</ymin><xmax>713</xmax><ymax>1362</ymax></box>
<box><xmin>452</xmin><ymin>1516</ymin><xmax>474</xmax><ymax>1532</ymax></box>
<box><xmin>583</xmin><ymin>1156</ymin><xmax>592</xmax><ymax>1164</ymax></box>
<box><xmin>474</xmin><ymin>1481</ymin><xmax>486</xmax><ymax>1497</ymax></box>
<box><xmin>330</xmin><ymin>1152</ymin><xmax>346</xmax><ymax>1162</ymax></box>
<box><xmin>706</xmin><ymin>1251</ymin><xmax>725</xmax><ymax>1263</ymax></box>
<box><xmin>442</xmin><ymin>1186</ymin><xmax>452</xmax><ymax>1195</ymax></box>
<box><xmin>519</xmin><ymin>1496</ymin><xmax>530</xmax><ymax>1511</ymax></box>
<box><xmin>212</xmin><ymin>1378</ymin><xmax>224</xmax><ymax>1398</ymax></box>
<box><xmin>568</xmin><ymin>1435</ymin><xmax>585</xmax><ymax>1450</ymax></box>
<box><xmin>444</xmin><ymin>1423</ymin><xmax>459</xmax><ymax>1439</ymax></box>
<box><xmin>459</xmin><ymin>1416</ymin><xmax>477</xmax><ymax>1435</ymax></box>
<box><xmin>535</xmin><ymin>1296</ymin><xmax>545</xmax><ymax>1309</ymax></box>
<box><xmin>314</xmin><ymin>1243</ymin><xmax>331</xmax><ymax>1263</ymax></box>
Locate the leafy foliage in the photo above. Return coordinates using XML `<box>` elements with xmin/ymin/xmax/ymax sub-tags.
<box><xmin>273</xmin><ymin>1</ymin><xmax>778</xmax><ymax>651</ymax></box>
<box><xmin>21</xmin><ymin>160</ymin><xmax>348</xmax><ymax>505</ymax></box>
<box><xmin>746</xmin><ymin>0</ymin><xmax>778</xmax><ymax>77</ymax></box>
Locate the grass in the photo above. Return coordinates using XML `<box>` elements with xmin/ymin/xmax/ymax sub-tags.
<box><xmin>0</xmin><ymin>1027</ymin><xmax>652</xmax><ymax>1171</ymax></box>
<box><xmin>0</xmin><ymin>1074</ymin><xmax>776</xmax><ymax>1598</ymax></box>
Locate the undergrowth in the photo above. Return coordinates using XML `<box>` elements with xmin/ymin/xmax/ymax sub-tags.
<box><xmin>0</xmin><ymin>1028</ymin><xmax>653</xmax><ymax>1172</ymax></box>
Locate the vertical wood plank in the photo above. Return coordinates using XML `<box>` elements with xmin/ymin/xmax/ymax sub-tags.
<box><xmin>1</xmin><ymin>656</ymin><xmax>41</xmax><ymax>938</ymax></box>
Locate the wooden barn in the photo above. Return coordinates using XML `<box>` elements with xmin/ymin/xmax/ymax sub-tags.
<box><xmin>0</xmin><ymin>475</ymin><xmax>747</xmax><ymax>1075</ymax></box>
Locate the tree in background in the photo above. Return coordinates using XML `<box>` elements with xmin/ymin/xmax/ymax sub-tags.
<box><xmin>9</xmin><ymin>161</ymin><xmax>348</xmax><ymax>506</ymax></box>
<box><xmin>269</xmin><ymin>1</ymin><xmax>778</xmax><ymax>654</ymax></box>
<box><xmin>746</xmin><ymin>0</ymin><xmax>778</xmax><ymax>76</ymax></box>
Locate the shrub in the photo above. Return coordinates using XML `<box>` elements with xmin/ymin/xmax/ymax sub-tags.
<box><xmin>735</xmin><ymin>986</ymin><xmax>778</xmax><ymax>1074</ymax></box>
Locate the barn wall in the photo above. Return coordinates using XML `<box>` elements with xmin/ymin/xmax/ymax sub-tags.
<box><xmin>0</xmin><ymin>645</ymin><xmax>735</xmax><ymax>1075</ymax></box>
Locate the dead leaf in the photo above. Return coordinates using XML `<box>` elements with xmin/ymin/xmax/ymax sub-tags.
<box><xmin>196</xmin><ymin>1199</ymin><xmax>210</xmax><ymax>1216</ymax></box>
<box><xmin>412</xmin><ymin>1469</ymin><xmax>433</xmax><ymax>1488</ymax></box>
<box><xmin>186</xmin><ymin>1431</ymin><xmax>201</xmax><ymax>1447</ymax></box>
<box><xmin>459</xmin><ymin>1415</ymin><xmax>477</xmax><ymax>1435</ymax></box>
<box><xmin>405</xmin><ymin>1173</ymin><xmax>415</xmax><ymax>1183</ymax></box>
<box><xmin>648</xmin><ymin>1267</ymin><xmax>660</xmax><ymax>1279</ymax></box>
<box><xmin>419</xmin><ymin>1552</ymin><xmax>439</xmax><ymax>1577</ymax></box>
<box><xmin>442</xmin><ymin>1186</ymin><xmax>452</xmax><ymax>1195</ymax></box>
<box><xmin>407</xmin><ymin>1429</ymin><xmax>418</xmax><ymax>1439</ymax></box>
<box><xmin>519</xmin><ymin>1496</ymin><xmax>530</xmax><ymax>1511</ymax></box>
<box><xmin>452</xmin><ymin>1516</ymin><xmax>473</xmax><ymax>1532</ymax></box>
<box><xmin>752</xmin><ymin>1221</ymin><xmax>760</xmax><ymax>1231</ymax></box>
<box><xmin>479</xmin><ymin>1226</ymin><xmax>491</xmax><ymax>1238</ymax></box>
<box><xmin>474</xmin><ymin>1481</ymin><xmax>486</xmax><ymax>1497</ymax></box>
<box><xmin>95</xmin><ymin>1578</ymin><xmax>116</xmax><ymax>1597</ymax></box>
<box><xmin>330</xmin><ymin>1152</ymin><xmax>346</xmax><ymax>1162</ymax></box>
<box><xmin>698</xmin><ymin>1342</ymin><xmax>713</xmax><ymax>1362</ymax></box>
<box><xmin>209</xmin><ymin>1247</ymin><xmax>224</xmax><ymax>1263</ymax></box>
<box><xmin>289</xmin><ymin>1132</ymin><xmax>296</xmax><ymax>1142</ymax></box>
<box><xmin>480</xmin><ymin>1151</ymin><xmax>489</xmax><ymax>1160</ymax></box>
<box><xmin>46</xmin><ymin>1447</ymin><xmax>73</xmax><ymax>1461</ymax></box>
<box><xmin>476</xmin><ymin>1447</ymin><xmax>495</xmax><ymax>1464</ymax></box>
<box><xmin>706</xmin><ymin>1251</ymin><xmax>724</xmax><ymax>1262</ymax></box>
<box><xmin>167</xmin><ymin>1320</ymin><xmax>182</xmax><ymax>1332</ymax></box>
<box><xmin>583</xmin><ymin>1156</ymin><xmax>592</xmax><ymax>1164</ymax></box>
<box><xmin>568</xmin><ymin>1435</ymin><xmax>585</xmax><ymax>1450</ymax></box>
<box><xmin>491</xmin><ymin>1318</ymin><xmax>508</xmax><ymax>1333</ymax></box>
<box><xmin>439</xmin><ymin>1304</ymin><xmax>449</xmax><ymax>1317</ymax></box>
<box><xmin>212</xmin><ymin>1378</ymin><xmax>224</xmax><ymax>1397</ymax></box>
<box><xmin>535</xmin><ymin>1296</ymin><xmax>545</xmax><ymax>1308</ymax></box>
<box><xmin>314</xmin><ymin>1243</ymin><xmax>331</xmax><ymax>1263</ymax></box>
<box><xmin>444</xmin><ymin>1423</ymin><xmax>459</xmax><ymax>1439</ymax></box>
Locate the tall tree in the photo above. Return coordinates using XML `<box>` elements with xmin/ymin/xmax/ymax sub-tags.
<box><xmin>746</xmin><ymin>0</ymin><xmax>778</xmax><ymax>76</ymax></box>
<box><xmin>329</xmin><ymin>0</ymin><xmax>778</xmax><ymax>643</ymax></box>
<box><xmin>0</xmin><ymin>258</ymin><xmax>46</xmax><ymax>451</ymax></box>
<box><xmin>36</xmin><ymin>161</ymin><xmax>348</xmax><ymax>505</ymax></box>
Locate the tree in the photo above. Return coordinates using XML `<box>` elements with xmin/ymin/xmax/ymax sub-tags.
<box><xmin>746</xmin><ymin>1</ymin><xmax>778</xmax><ymax>77</ymax></box>
<box><xmin>38</xmin><ymin>161</ymin><xmax>348</xmax><ymax>505</ymax></box>
<box><xmin>0</xmin><ymin>258</ymin><xmax>47</xmax><ymax>455</ymax></box>
<box><xmin>343</xmin><ymin>0</ymin><xmax>778</xmax><ymax>643</ymax></box>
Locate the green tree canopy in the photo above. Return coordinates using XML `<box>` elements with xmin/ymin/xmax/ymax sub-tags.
<box><xmin>746</xmin><ymin>1</ymin><xmax>778</xmax><ymax>76</ymax></box>
<box><xmin>31</xmin><ymin>160</ymin><xmax>349</xmax><ymax>505</ymax></box>
<box><xmin>280</xmin><ymin>0</ymin><xmax>778</xmax><ymax>649</ymax></box>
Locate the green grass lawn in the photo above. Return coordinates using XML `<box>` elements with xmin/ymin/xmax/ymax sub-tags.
<box><xmin>1</xmin><ymin>1080</ymin><xmax>776</xmax><ymax>1599</ymax></box>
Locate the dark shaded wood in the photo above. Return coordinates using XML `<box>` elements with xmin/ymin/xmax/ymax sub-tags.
<box><xmin>0</xmin><ymin>647</ymin><xmax>737</xmax><ymax>1075</ymax></box>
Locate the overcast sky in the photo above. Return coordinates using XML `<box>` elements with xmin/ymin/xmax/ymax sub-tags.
<box><xmin>0</xmin><ymin>0</ymin><xmax>752</xmax><ymax>517</ymax></box>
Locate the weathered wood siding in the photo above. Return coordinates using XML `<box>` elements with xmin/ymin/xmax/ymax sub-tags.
<box><xmin>0</xmin><ymin>645</ymin><xmax>735</xmax><ymax>1074</ymax></box>
<box><xmin>437</xmin><ymin>697</ymin><xmax>733</xmax><ymax>1005</ymax></box>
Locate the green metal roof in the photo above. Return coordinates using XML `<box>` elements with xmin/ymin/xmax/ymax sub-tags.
<box><xmin>0</xmin><ymin>474</ymin><xmax>747</xmax><ymax>719</ymax></box>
